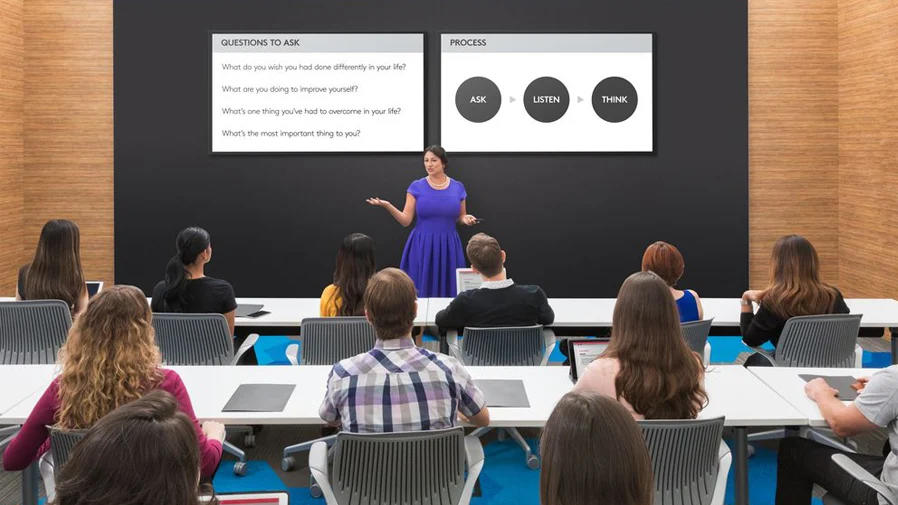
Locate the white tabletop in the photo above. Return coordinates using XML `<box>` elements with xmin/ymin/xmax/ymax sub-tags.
<box><xmin>747</xmin><ymin>366</ymin><xmax>880</xmax><ymax>427</ymax></box>
<box><xmin>0</xmin><ymin>365</ymin><xmax>58</xmax><ymax>416</ymax></box>
<box><xmin>233</xmin><ymin>297</ymin><xmax>430</xmax><ymax>328</ymax></box>
<box><xmin>700</xmin><ymin>365</ymin><xmax>807</xmax><ymax>426</ymax></box>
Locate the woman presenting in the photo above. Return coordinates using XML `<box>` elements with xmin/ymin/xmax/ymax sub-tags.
<box><xmin>367</xmin><ymin>146</ymin><xmax>477</xmax><ymax>297</ymax></box>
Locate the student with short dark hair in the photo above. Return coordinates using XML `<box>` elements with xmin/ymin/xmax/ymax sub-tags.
<box><xmin>320</xmin><ymin>267</ymin><xmax>490</xmax><ymax>432</ymax></box>
<box><xmin>435</xmin><ymin>233</ymin><xmax>554</xmax><ymax>332</ymax></box>
<box><xmin>16</xmin><ymin>219</ymin><xmax>89</xmax><ymax>317</ymax></box>
<box><xmin>52</xmin><ymin>390</ymin><xmax>216</xmax><ymax>505</ymax></box>
<box><xmin>540</xmin><ymin>391</ymin><xmax>653</xmax><ymax>505</ymax></box>
<box><xmin>641</xmin><ymin>240</ymin><xmax>704</xmax><ymax>322</ymax></box>
<box><xmin>320</xmin><ymin>233</ymin><xmax>376</xmax><ymax>317</ymax></box>
<box><xmin>151</xmin><ymin>227</ymin><xmax>237</xmax><ymax>335</ymax></box>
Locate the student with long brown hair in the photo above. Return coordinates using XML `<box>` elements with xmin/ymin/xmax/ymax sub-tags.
<box><xmin>3</xmin><ymin>285</ymin><xmax>225</xmax><ymax>478</ymax></box>
<box><xmin>540</xmin><ymin>391</ymin><xmax>653</xmax><ymax>505</ymax></box>
<box><xmin>320</xmin><ymin>233</ymin><xmax>376</xmax><ymax>316</ymax></box>
<box><xmin>574</xmin><ymin>271</ymin><xmax>707</xmax><ymax>419</ymax></box>
<box><xmin>741</xmin><ymin>235</ymin><xmax>849</xmax><ymax>355</ymax></box>
<box><xmin>641</xmin><ymin>240</ymin><xmax>703</xmax><ymax>322</ymax></box>
<box><xmin>53</xmin><ymin>390</ymin><xmax>217</xmax><ymax>505</ymax></box>
<box><xmin>16</xmin><ymin>219</ymin><xmax>88</xmax><ymax>317</ymax></box>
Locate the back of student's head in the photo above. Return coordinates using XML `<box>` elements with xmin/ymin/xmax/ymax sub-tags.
<box><xmin>466</xmin><ymin>233</ymin><xmax>503</xmax><ymax>277</ymax></box>
<box><xmin>540</xmin><ymin>391</ymin><xmax>653</xmax><ymax>505</ymax></box>
<box><xmin>25</xmin><ymin>219</ymin><xmax>84</xmax><ymax>310</ymax></box>
<box><xmin>641</xmin><ymin>241</ymin><xmax>685</xmax><ymax>287</ymax></box>
<box><xmin>364</xmin><ymin>267</ymin><xmax>416</xmax><ymax>340</ymax></box>
<box><xmin>333</xmin><ymin>233</ymin><xmax>376</xmax><ymax>316</ymax></box>
<box><xmin>609</xmin><ymin>271</ymin><xmax>707</xmax><ymax>419</ymax></box>
<box><xmin>57</xmin><ymin>284</ymin><xmax>162</xmax><ymax>429</ymax></box>
<box><xmin>158</xmin><ymin>227</ymin><xmax>212</xmax><ymax>312</ymax></box>
<box><xmin>52</xmin><ymin>390</ymin><xmax>211</xmax><ymax>505</ymax></box>
<box><xmin>763</xmin><ymin>234</ymin><xmax>837</xmax><ymax>318</ymax></box>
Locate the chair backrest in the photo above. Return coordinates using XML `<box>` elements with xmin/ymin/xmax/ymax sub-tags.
<box><xmin>0</xmin><ymin>300</ymin><xmax>71</xmax><ymax>364</ymax></box>
<box><xmin>460</xmin><ymin>326</ymin><xmax>546</xmax><ymax>366</ymax></box>
<box><xmin>774</xmin><ymin>314</ymin><xmax>862</xmax><ymax>367</ymax></box>
<box><xmin>638</xmin><ymin>417</ymin><xmax>726</xmax><ymax>505</ymax></box>
<box><xmin>152</xmin><ymin>313</ymin><xmax>233</xmax><ymax>366</ymax></box>
<box><xmin>299</xmin><ymin>317</ymin><xmax>377</xmax><ymax>366</ymax></box>
<box><xmin>49</xmin><ymin>427</ymin><xmax>87</xmax><ymax>472</ymax></box>
<box><xmin>681</xmin><ymin>319</ymin><xmax>713</xmax><ymax>355</ymax></box>
<box><xmin>331</xmin><ymin>427</ymin><xmax>466</xmax><ymax>505</ymax></box>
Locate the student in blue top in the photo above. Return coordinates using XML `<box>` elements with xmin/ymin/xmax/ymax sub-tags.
<box><xmin>641</xmin><ymin>241</ymin><xmax>703</xmax><ymax>322</ymax></box>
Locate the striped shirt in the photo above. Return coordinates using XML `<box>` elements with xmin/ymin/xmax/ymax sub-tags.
<box><xmin>319</xmin><ymin>337</ymin><xmax>486</xmax><ymax>433</ymax></box>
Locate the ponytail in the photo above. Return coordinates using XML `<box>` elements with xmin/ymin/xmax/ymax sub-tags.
<box><xmin>154</xmin><ymin>227</ymin><xmax>211</xmax><ymax>312</ymax></box>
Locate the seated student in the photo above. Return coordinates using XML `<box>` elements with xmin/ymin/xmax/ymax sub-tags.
<box><xmin>16</xmin><ymin>219</ymin><xmax>89</xmax><ymax>318</ymax></box>
<box><xmin>641</xmin><ymin>240</ymin><xmax>704</xmax><ymax>322</ymax></box>
<box><xmin>435</xmin><ymin>232</ymin><xmax>554</xmax><ymax>332</ymax></box>
<box><xmin>53</xmin><ymin>390</ymin><xmax>212</xmax><ymax>505</ymax></box>
<box><xmin>574</xmin><ymin>271</ymin><xmax>707</xmax><ymax>420</ymax></box>
<box><xmin>741</xmin><ymin>235</ymin><xmax>849</xmax><ymax>365</ymax></box>
<box><xmin>320</xmin><ymin>267</ymin><xmax>490</xmax><ymax>432</ymax></box>
<box><xmin>151</xmin><ymin>226</ymin><xmax>237</xmax><ymax>335</ymax></box>
<box><xmin>320</xmin><ymin>233</ymin><xmax>376</xmax><ymax>317</ymax></box>
<box><xmin>776</xmin><ymin>369</ymin><xmax>898</xmax><ymax>505</ymax></box>
<box><xmin>3</xmin><ymin>285</ymin><xmax>225</xmax><ymax>479</ymax></box>
<box><xmin>541</xmin><ymin>391</ymin><xmax>653</xmax><ymax>505</ymax></box>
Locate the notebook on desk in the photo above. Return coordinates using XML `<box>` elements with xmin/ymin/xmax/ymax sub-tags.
<box><xmin>222</xmin><ymin>384</ymin><xmax>296</xmax><ymax>412</ymax></box>
<box><xmin>798</xmin><ymin>374</ymin><xmax>859</xmax><ymax>401</ymax></box>
<box><xmin>202</xmin><ymin>492</ymin><xmax>289</xmax><ymax>504</ymax></box>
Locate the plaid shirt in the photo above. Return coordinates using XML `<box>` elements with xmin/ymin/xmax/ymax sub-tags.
<box><xmin>319</xmin><ymin>337</ymin><xmax>486</xmax><ymax>433</ymax></box>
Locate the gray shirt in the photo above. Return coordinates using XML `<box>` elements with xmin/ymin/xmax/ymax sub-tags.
<box><xmin>854</xmin><ymin>365</ymin><xmax>898</xmax><ymax>503</ymax></box>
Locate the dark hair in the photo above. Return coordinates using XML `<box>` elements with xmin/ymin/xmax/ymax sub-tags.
<box><xmin>424</xmin><ymin>145</ymin><xmax>448</xmax><ymax>172</ymax></box>
<box><xmin>466</xmin><ymin>233</ymin><xmax>503</xmax><ymax>277</ymax></box>
<box><xmin>363</xmin><ymin>268</ymin><xmax>417</xmax><ymax>340</ymax></box>
<box><xmin>540</xmin><ymin>392</ymin><xmax>653</xmax><ymax>505</ymax></box>
<box><xmin>761</xmin><ymin>235</ymin><xmax>839</xmax><ymax>319</ymax></box>
<box><xmin>154</xmin><ymin>227</ymin><xmax>211</xmax><ymax>312</ymax></box>
<box><xmin>641</xmin><ymin>241</ymin><xmax>685</xmax><ymax>287</ymax></box>
<box><xmin>331</xmin><ymin>233</ymin><xmax>376</xmax><ymax>316</ymax></box>
<box><xmin>52</xmin><ymin>390</ymin><xmax>215</xmax><ymax>505</ymax></box>
<box><xmin>607</xmin><ymin>271</ymin><xmax>708</xmax><ymax>419</ymax></box>
<box><xmin>24</xmin><ymin>219</ymin><xmax>85</xmax><ymax>314</ymax></box>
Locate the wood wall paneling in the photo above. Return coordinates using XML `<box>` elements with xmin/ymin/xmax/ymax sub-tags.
<box><xmin>0</xmin><ymin>0</ymin><xmax>24</xmax><ymax>295</ymax></box>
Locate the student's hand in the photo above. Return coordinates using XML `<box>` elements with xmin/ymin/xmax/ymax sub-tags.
<box><xmin>741</xmin><ymin>290</ymin><xmax>763</xmax><ymax>303</ymax></box>
<box><xmin>460</xmin><ymin>214</ymin><xmax>478</xmax><ymax>226</ymax></box>
<box><xmin>366</xmin><ymin>197</ymin><xmax>390</xmax><ymax>208</ymax></box>
<box><xmin>805</xmin><ymin>378</ymin><xmax>839</xmax><ymax>402</ymax></box>
<box><xmin>852</xmin><ymin>377</ymin><xmax>870</xmax><ymax>392</ymax></box>
<box><xmin>201</xmin><ymin>421</ymin><xmax>227</xmax><ymax>442</ymax></box>
<box><xmin>457</xmin><ymin>412</ymin><xmax>471</xmax><ymax>424</ymax></box>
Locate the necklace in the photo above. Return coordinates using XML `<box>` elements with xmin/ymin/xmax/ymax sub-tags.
<box><xmin>428</xmin><ymin>176</ymin><xmax>450</xmax><ymax>189</ymax></box>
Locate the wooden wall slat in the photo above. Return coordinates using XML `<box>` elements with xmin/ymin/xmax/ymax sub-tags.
<box><xmin>0</xmin><ymin>0</ymin><xmax>24</xmax><ymax>295</ymax></box>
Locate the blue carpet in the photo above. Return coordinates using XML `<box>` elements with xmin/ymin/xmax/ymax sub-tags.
<box><xmin>254</xmin><ymin>336</ymin><xmax>300</xmax><ymax>365</ymax></box>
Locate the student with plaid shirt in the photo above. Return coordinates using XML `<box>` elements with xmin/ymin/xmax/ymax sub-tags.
<box><xmin>320</xmin><ymin>267</ymin><xmax>490</xmax><ymax>432</ymax></box>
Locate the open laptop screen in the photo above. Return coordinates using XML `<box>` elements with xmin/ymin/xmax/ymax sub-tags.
<box><xmin>455</xmin><ymin>268</ymin><xmax>483</xmax><ymax>295</ymax></box>
<box><xmin>569</xmin><ymin>338</ymin><xmax>610</xmax><ymax>382</ymax></box>
<box><xmin>86</xmin><ymin>281</ymin><xmax>103</xmax><ymax>298</ymax></box>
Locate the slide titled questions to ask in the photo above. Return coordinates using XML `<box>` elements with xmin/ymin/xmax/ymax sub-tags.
<box><xmin>442</xmin><ymin>34</ymin><xmax>653</xmax><ymax>152</ymax></box>
<box><xmin>211</xmin><ymin>33</ymin><xmax>424</xmax><ymax>152</ymax></box>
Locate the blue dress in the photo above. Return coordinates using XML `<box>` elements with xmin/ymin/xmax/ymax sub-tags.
<box><xmin>400</xmin><ymin>178</ymin><xmax>467</xmax><ymax>297</ymax></box>
<box><xmin>676</xmin><ymin>290</ymin><xmax>700</xmax><ymax>322</ymax></box>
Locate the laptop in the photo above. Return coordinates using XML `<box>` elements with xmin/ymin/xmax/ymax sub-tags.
<box><xmin>455</xmin><ymin>268</ymin><xmax>483</xmax><ymax>295</ymax></box>
<box><xmin>86</xmin><ymin>281</ymin><xmax>103</xmax><ymax>298</ymax></box>
<box><xmin>568</xmin><ymin>338</ymin><xmax>611</xmax><ymax>383</ymax></box>
<box><xmin>202</xmin><ymin>492</ymin><xmax>289</xmax><ymax>504</ymax></box>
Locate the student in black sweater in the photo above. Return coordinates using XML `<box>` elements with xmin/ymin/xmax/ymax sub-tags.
<box><xmin>435</xmin><ymin>233</ymin><xmax>554</xmax><ymax>332</ymax></box>
<box><xmin>741</xmin><ymin>235</ymin><xmax>849</xmax><ymax>365</ymax></box>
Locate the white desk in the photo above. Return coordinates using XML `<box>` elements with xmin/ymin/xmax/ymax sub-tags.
<box><xmin>0</xmin><ymin>365</ymin><xmax>57</xmax><ymax>416</ymax></box>
<box><xmin>232</xmin><ymin>298</ymin><xmax>431</xmax><ymax>329</ymax></box>
<box><xmin>701</xmin><ymin>365</ymin><xmax>807</xmax><ymax>426</ymax></box>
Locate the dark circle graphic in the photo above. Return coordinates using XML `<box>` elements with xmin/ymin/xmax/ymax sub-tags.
<box><xmin>523</xmin><ymin>77</ymin><xmax>569</xmax><ymax>123</ymax></box>
<box><xmin>455</xmin><ymin>77</ymin><xmax>501</xmax><ymax>123</ymax></box>
<box><xmin>592</xmin><ymin>77</ymin><xmax>638</xmax><ymax>123</ymax></box>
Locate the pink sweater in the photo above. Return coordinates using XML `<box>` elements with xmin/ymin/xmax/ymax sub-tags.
<box><xmin>2</xmin><ymin>369</ymin><xmax>222</xmax><ymax>477</ymax></box>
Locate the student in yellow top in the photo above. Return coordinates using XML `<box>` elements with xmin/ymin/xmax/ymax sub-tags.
<box><xmin>320</xmin><ymin>233</ymin><xmax>376</xmax><ymax>317</ymax></box>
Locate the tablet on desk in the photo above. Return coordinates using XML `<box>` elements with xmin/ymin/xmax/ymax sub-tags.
<box><xmin>202</xmin><ymin>492</ymin><xmax>289</xmax><ymax>504</ymax></box>
<box><xmin>568</xmin><ymin>338</ymin><xmax>610</xmax><ymax>383</ymax></box>
<box><xmin>86</xmin><ymin>281</ymin><xmax>103</xmax><ymax>298</ymax></box>
<box><xmin>456</xmin><ymin>268</ymin><xmax>483</xmax><ymax>295</ymax></box>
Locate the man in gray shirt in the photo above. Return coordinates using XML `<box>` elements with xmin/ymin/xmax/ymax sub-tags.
<box><xmin>776</xmin><ymin>366</ymin><xmax>898</xmax><ymax>504</ymax></box>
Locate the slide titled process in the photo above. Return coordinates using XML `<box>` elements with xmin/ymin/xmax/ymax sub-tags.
<box><xmin>211</xmin><ymin>33</ymin><xmax>423</xmax><ymax>153</ymax></box>
<box><xmin>441</xmin><ymin>34</ymin><xmax>653</xmax><ymax>152</ymax></box>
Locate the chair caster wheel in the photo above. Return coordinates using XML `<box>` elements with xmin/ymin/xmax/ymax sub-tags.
<box><xmin>244</xmin><ymin>433</ymin><xmax>256</xmax><ymax>447</ymax></box>
<box><xmin>233</xmin><ymin>461</ymin><xmax>247</xmax><ymax>476</ymax></box>
<box><xmin>310</xmin><ymin>476</ymin><xmax>322</xmax><ymax>498</ymax></box>
<box><xmin>281</xmin><ymin>456</ymin><xmax>295</xmax><ymax>472</ymax></box>
<box><xmin>526</xmin><ymin>455</ymin><xmax>540</xmax><ymax>470</ymax></box>
<box><xmin>747</xmin><ymin>444</ymin><xmax>756</xmax><ymax>458</ymax></box>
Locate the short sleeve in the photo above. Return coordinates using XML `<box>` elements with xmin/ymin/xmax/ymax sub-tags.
<box><xmin>407</xmin><ymin>179</ymin><xmax>423</xmax><ymax>198</ymax></box>
<box><xmin>455</xmin><ymin>180</ymin><xmax>467</xmax><ymax>201</ymax></box>
<box><xmin>854</xmin><ymin>368</ymin><xmax>898</xmax><ymax>427</ymax></box>
<box><xmin>320</xmin><ymin>285</ymin><xmax>340</xmax><ymax>317</ymax></box>
<box><xmin>449</xmin><ymin>358</ymin><xmax>486</xmax><ymax>418</ymax></box>
<box><xmin>218</xmin><ymin>281</ymin><xmax>237</xmax><ymax>313</ymax></box>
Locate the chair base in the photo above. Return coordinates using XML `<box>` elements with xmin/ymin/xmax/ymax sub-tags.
<box><xmin>470</xmin><ymin>426</ymin><xmax>539</xmax><ymax>469</ymax></box>
<box><xmin>282</xmin><ymin>434</ymin><xmax>337</xmax><ymax>472</ymax></box>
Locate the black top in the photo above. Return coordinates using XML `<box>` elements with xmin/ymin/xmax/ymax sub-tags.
<box><xmin>435</xmin><ymin>283</ymin><xmax>555</xmax><ymax>332</ymax></box>
<box><xmin>151</xmin><ymin>277</ymin><xmax>237</xmax><ymax>314</ymax></box>
<box><xmin>740</xmin><ymin>289</ymin><xmax>850</xmax><ymax>348</ymax></box>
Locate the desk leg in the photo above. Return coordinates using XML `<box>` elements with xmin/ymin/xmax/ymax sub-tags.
<box><xmin>22</xmin><ymin>461</ymin><xmax>38</xmax><ymax>505</ymax></box>
<box><xmin>891</xmin><ymin>329</ymin><xmax>898</xmax><ymax>364</ymax></box>
<box><xmin>439</xmin><ymin>331</ymin><xmax>449</xmax><ymax>355</ymax></box>
<box><xmin>734</xmin><ymin>427</ymin><xmax>749</xmax><ymax>505</ymax></box>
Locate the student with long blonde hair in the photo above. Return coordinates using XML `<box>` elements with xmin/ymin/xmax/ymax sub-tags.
<box><xmin>2</xmin><ymin>285</ymin><xmax>225</xmax><ymax>478</ymax></box>
<box><xmin>574</xmin><ymin>271</ymin><xmax>707</xmax><ymax>419</ymax></box>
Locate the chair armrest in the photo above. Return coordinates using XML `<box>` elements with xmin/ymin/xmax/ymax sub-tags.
<box><xmin>309</xmin><ymin>441</ymin><xmax>338</xmax><ymax>505</ymax></box>
<box><xmin>232</xmin><ymin>333</ymin><xmax>259</xmax><ymax>365</ymax></box>
<box><xmin>460</xmin><ymin>436</ymin><xmax>485</xmax><ymax>505</ymax></box>
<box><xmin>285</xmin><ymin>343</ymin><xmax>299</xmax><ymax>366</ymax></box>
<box><xmin>832</xmin><ymin>454</ymin><xmax>898</xmax><ymax>505</ymax></box>
<box><xmin>447</xmin><ymin>330</ymin><xmax>463</xmax><ymax>361</ymax></box>
<box><xmin>0</xmin><ymin>428</ymin><xmax>20</xmax><ymax>451</ymax></box>
<box><xmin>540</xmin><ymin>328</ymin><xmax>557</xmax><ymax>366</ymax></box>
<box><xmin>748</xmin><ymin>348</ymin><xmax>776</xmax><ymax>367</ymax></box>
<box><xmin>711</xmin><ymin>440</ymin><xmax>732</xmax><ymax>505</ymax></box>
<box><xmin>855</xmin><ymin>344</ymin><xmax>863</xmax><ymax>368</ymax></box>
<box><xmin>703</xmin><ymin>341</ymin><xmax>712</xmax><ymax>367</ymax></box>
